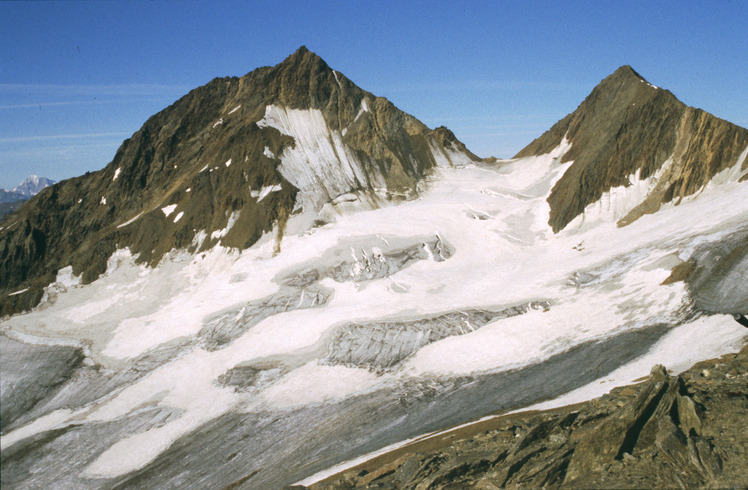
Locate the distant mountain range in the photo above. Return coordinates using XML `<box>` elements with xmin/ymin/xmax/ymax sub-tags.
<box><xmin>0</xmin><ymin>175</ymin><xmax>56</xmax><ymax>218</ymax></box>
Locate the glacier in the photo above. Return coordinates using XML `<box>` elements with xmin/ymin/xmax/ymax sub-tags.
<box><xmin>1</xmin><ymin>140</ymin><xmax>747</xmax><ymax>488</ymax></box>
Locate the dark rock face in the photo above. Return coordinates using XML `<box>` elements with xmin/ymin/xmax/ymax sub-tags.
<box><xmin>0</xmin><ymin>47</ymin><xmax>479</xmax><ymax>316</ymax></box>
<box><xmin>516</xmin><ymin>66</ymin><xmax>748</xmax><ymax>232</ymax></box>
<box><xmin>313</xmin><ymin>343</ymin><xmax>748</xmax><ymax>489</ymax></box>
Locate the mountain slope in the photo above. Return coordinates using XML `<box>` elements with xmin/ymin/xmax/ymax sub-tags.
<box><xmin>515</xmin><ymin>66</ymin><xmax>748</xmax><ymax>232</ymax></box>
<box><xmin>0</xmin><ymin>47</ymin><xmax>480</xmax><ymax>316</ymax></box>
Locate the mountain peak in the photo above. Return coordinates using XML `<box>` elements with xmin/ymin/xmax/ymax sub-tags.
<box><xmin>516</xmin><ymin>66</ymin><xmax>748</xmax><ymax>232</ymax></box>
<box><xmin>278</xmin><ymin>45</ymin><xmax>329</xmax><ymax>71</ymax></box>
<box><xmin>10</xmin><ymin>175</ymin><xmax>56</xmax><ymax>197</ymax></box>
<box><xmin>604</xmin><ymin>64</ymin><xmax>658</xmax><ymax>90</ymax></box>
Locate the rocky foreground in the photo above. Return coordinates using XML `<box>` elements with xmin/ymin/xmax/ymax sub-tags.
<box><xmin>304</xmin><ymin>339</ymin><xmax>748</xmax><ymax>489</ymax></box>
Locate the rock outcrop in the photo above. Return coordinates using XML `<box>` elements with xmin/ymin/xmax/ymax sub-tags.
<box><xmin>310</xmin><ymin>342</ymin><xmax>748</xmax><ymax>489</ymax></box>
<box><xmin>515</xmin><ymin>66</ymin><xmax>748</xmax><ymax>232</ymax></box>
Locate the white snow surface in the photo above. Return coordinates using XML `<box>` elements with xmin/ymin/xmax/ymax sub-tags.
<box><xmin>113</xmin><ymin>167</ymin><xmax>121</xmax><ymax>181</ymax></box>
<box><xmin>116</xmin><ymin>212</ymin><xmax>144</xmax><ymax>229</ymax></box>
<box><xmin>250</xmin><ymin>183</ymin><xmax>282</xmax><ymax>202</ymax></box>
<box><xmin>2</xmin><ymin>139</ymin><xmax>748</xmax><ymax>479</ymax></box>
<box><xmin>256</xmin><ymin>105</ymin><xmax>379</xmax><ymax>207</ymax></box>
<box><xmin>161</xmin><ymin>204</ymin><xmax>177</xmax><ymax>217</ymax></box>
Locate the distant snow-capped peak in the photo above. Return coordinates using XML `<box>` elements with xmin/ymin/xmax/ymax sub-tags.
<box><xmin>10</xmin><ymin>175</ymin><xmax>56</xmax><ymax>196</ymax></box>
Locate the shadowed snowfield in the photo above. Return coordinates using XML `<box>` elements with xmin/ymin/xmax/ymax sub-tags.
<box><xmin>2</xmin><ymin>141</ymin><xmax>747</xmax><ymax>488</ymax></box>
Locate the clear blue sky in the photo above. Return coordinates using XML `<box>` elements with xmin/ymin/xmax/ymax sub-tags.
<box><xmin>1</xmin><ymin>0</ymin><xmax>746</xmax><ymax>189</ymax></box>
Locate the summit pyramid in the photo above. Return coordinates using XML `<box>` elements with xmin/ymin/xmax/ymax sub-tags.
<box><xmin>516</xmin><ymin>65</ymin><xmax>748</xmax><ymax>232</ymax></box>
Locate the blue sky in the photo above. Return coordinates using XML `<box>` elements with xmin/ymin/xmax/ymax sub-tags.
<box><xmin>1</xmin><ymin>1</ymin><xmax>746</xmax><ymax>189</ymax></box>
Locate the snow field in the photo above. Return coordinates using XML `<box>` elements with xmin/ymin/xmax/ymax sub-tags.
<box><xmin>2</xmin><ymin>138</ymin><xmax>747</xmax><ymax>479</ymax></box>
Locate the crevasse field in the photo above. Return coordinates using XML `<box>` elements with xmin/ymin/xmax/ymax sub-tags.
<box><xmin>2</xmin><ymin>140</ymin><xmax>747</xmax><ymax>488</ymax></box>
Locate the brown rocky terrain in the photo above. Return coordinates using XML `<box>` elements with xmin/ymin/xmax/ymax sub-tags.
<box><xmin>306</xmin><ymin>338</ymin><xmax>748</xmax><ymax>489</ymax></box>
<box><xmin>515</xmin><ymin>66</ymin><xmax>748</xmax><ymax>232</ymax></box>
<box><xmin>0</xmin><ymin>47</ymin><xmax>480</xmax><ymax>316</ymax></box>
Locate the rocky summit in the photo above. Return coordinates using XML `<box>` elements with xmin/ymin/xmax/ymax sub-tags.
<box><xmin>516</xmin><ymin>66</ymin><xmax>748</xmax><ymax>232</ymax></box>
<box><xmin>0</xmin><ymin>46</ymin><xmax>480</xmax><ymax>316</ymax></box>
<box><xmin>0</xmin><ymin>50</ymin><xmax>746</xmax><ymax>490</ymax></box>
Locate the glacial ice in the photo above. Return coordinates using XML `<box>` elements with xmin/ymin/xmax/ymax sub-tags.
<box><xmin>2</xmin><ymin>138</ymin><xmax>747</xmax><ymax>488</ymax></box>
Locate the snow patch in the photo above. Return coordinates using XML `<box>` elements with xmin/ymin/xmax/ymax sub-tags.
<box><xmin>225</xmin><ymin>159</ymin><xmax>232</xmax><ymax>167</ymax></box>
<box><xmin>117</xmin><ymin>212</ymin><xmax>143</xmax><ymax>229</ymax></box>
<box><xmin>708</xmin><ymin>144</ymin><xmax>748</xmax><ymax>186</ymax></box>
<box><xmin>173</xmin><ymin>211</ymin><xmax>184</xmax><ymax>223</ymax></box>
<box><xmin>251</xmin><ymin>184</ymin><xmax>283</xmax><ymax>202</ymax></box>
<box><xmin>212</xmin><ymin>118</ymin><xmax>223</xmax><ymax>128</ymax></box>
<box><xmin>113</xmin><ymin>167</ymin><xmax>121</xmax><ymax>181</ymax></box>
<box><xmin>263</xmin><ymin>146</ymin><xmax>275</xmax><ymax>159</ymax></box>
<box><xmin>100</xmin><ymin>196</ymin><xmax>107</xmax><ymax>205</ymax></box>
<box><xmin>353</xmin><ymin>98</ymin><xmax>370</xmax><ymax>123</ymax></box>
<box><xmin>8</xmin><ymin>288</ymin><xmax>29</xmax><ymax>297</ymax></box>
<box><xmin>54</xmin><ymin>266</ymin><xmax>82</xmax><ymax>289</ymax></box>
<box><xmin>640</xmin><ymin>78</ymin><xmax>659</xmax><ymax>89</ymax></box>
<box><xmin>227</xmin><ymin>105</ymin><xmax>241</xmax><ymax>115</ymax></box>
<box><xmin>161</xmin><ymin>204</ymin><xmax>177</xmax><ymax>217</ymax></box>
<box><xmin>210</xmin><ymin>210</ymin><xmax>241</xmax><ymax>240</ymax></box>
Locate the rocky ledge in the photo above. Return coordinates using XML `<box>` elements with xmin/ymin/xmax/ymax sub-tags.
<box><xmin>305</xmin><ymin>341</ymin><xmax>748</xmax><ymax>489</ymax></box>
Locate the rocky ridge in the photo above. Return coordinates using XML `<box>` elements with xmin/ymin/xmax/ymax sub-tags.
<box><xmin>307</xmin><ymin>340</ymin><xmax>748</xmax><ymax>489</ymax></box>
<box><xmin>515</xmin><ymin>66</ymin><xmax>748</xmax><ymax>232</ymax></box>
<box><xmin>0</xmin><ymin>47</ymin><xmax>480</xmax><ymax>316</ymax></box>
